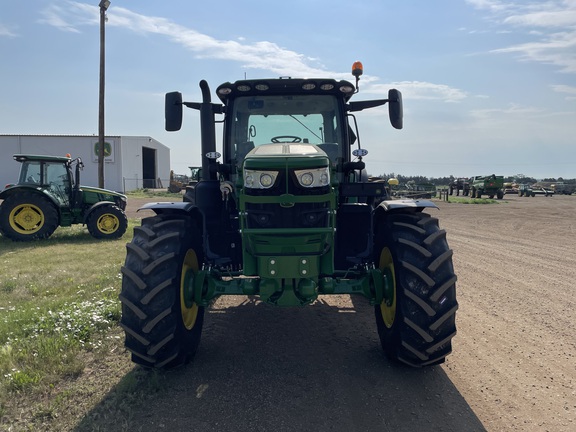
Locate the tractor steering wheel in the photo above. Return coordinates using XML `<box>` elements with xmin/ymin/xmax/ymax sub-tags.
<box><xmin>271</xmin><ymin>135</ymin><xmax>302</xmax><ymax>143</ymax></box>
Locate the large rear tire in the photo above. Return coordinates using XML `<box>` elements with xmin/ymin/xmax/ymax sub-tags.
<box><xmin>373</xmin><ymin>212</ymin><xmax>458</xmax><ymax>367</ymax></box>
<box><xmin>0</xmin><ymin>192</ymin><xmax>59</xmax><ymax>241</ymax></box>
<box><xmin>119</xmin><ymin>214</ymin><xmax>205</xmax><ymax>369</ymax></box>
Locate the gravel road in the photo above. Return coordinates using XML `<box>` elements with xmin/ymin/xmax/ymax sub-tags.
<box><xmin>109</xmin><ymin>194</ymin><xmax>575</xmax><ymax>432</ymax></box>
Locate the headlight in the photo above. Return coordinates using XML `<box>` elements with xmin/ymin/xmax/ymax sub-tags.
<box><xmin>243</xmin><ymin>169</ymin><xmax>279</xmax><ymax>189</ymax></box>
<box><xmin>294</xmin><ymin>167</ymin><xmax>330</xmax><ymax>188</ymax></box>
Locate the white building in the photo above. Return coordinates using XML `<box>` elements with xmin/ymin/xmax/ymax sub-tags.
<box><xmin>0</xmin><ymin>135</ymin><xmax>170</xmax><ymax>192</ymax></box>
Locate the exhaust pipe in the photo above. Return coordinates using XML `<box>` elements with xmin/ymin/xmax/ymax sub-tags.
<box><xmin>199</xmin><ymin>80</ymin><xmax>218</xmax><ymax>181</ymax></box>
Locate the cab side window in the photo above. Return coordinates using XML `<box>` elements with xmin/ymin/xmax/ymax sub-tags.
<box><xmin>21</xmin><ymin>162</ymin><xmax>41</xmax><ymax>184</ymax></box>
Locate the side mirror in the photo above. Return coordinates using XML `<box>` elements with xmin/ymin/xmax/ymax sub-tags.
<box><xmin>165</xmin><ymin>91</ymin><xmax>183</xmax><ymax>131</ymax></box>
<box><xmin>388</xmin><ymin>89</ymin><xmax>403</xmax><ymax>130</ymax></box>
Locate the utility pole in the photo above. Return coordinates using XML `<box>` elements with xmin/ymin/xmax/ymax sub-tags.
<box><xmin>98</xmin><ymin>0</ymin><xmax>110</xmax><ymax>188</ymax></box>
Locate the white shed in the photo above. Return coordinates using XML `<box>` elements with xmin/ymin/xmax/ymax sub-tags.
<box><xmin>0</xmin><ymin>135</ymin><xmax>170</xmax><ymax>192</ymax></box>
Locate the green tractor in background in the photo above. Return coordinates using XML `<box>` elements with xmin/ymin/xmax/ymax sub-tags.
<box><xmin>0</xmin><ymin>154</ymin><xmax>128</xmax><ymax>241</ymax></box>
<box><xmin>470</xmin><ymin>174</ymin><xmax>504</xmax><ymax>199</ymax></box>
<box><xmin>120</xmin><ymin>63</ymin><xmax>458</xmax><ymax>369</ymax></box>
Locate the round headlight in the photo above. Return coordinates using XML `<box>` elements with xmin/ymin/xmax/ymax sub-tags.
<box><xmin>320</xmin><ymin>172</ymin><xmax>329</xmax><ymax>185</ymax></box>
<box><xmin>260</xmin><ymin>173</ymin><xmax>274</xmax><ymax>188</ymax></box>
<box><xmin>300</xmin><ymin>172</ymin><xmax>314</xmax><ymax>186</ymax></box>
<box><xmin>245</xmin><ymin>174</ymin><xmax>254</xmax><ymax>187</ymax></box>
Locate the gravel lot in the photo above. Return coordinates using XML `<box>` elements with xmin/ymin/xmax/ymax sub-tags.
<box><xmin>116</xmin><ymin>194</ymin><xmax>575</xmax><ymax>432</ymax></box>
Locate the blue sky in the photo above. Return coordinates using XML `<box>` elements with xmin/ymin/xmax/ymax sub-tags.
<box><xmin>1</xmin><ymin>0</ymin><xmax>575</xmax><ymax>179</ymax></box>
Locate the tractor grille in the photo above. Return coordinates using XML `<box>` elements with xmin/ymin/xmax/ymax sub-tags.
<box><xmin>245</xmin><ymin>169</ymin><xmax>330</xmax><ymax>229</ymax></box>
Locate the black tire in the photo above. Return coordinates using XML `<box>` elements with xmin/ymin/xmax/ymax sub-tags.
<box><xmin>497</xmin><ymin>190</ymin><xmax>504</xmax><ymax>200</ymax></box>
<box><xmin>119</xmin><ymin>214</ymin><xmax>205</xmax><ymax>369</ymax></box>
<box><xmin>373</xmin><ymin>212</ymin><xmax>458</xmax><ymax>367</ymax></box>
<box><xmin>168</xmin><ymin>183</ymin><xmax>181</xmax><ymax>193</ymax></box>
<box><xmin>86</xmin><ymin>205</ymin><xmax>128</xmax><ymax>239</ymax></box>
<box><xmin>0</xmin><ymin>192</ymin><xmax>59</xmax><ymax>241</ymax></box>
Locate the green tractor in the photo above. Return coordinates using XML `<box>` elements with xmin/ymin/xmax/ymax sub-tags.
<box><xmin>470</xmin><ymin>174</ymin><xmax>504</xmax><ymax>199</ymax></box>
<box><xmin>0</xmin><ymin>154</ymin><xmax>128</xmax><ymax>241</ymax></box>
<box><xmin>120</xmin><ymin>63</ymin><xmax>458</xmax><ymax>369</ymax></box>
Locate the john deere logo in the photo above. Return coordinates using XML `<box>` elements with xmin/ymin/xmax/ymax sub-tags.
<box><xmin>94</xmin><ymin>142</ymin><xmax>112</xmax><ymax>157</ymax></box>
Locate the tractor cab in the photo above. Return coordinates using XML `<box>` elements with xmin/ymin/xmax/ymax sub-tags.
<box><xmin>14</xmin><ymin>154</ymin><xmax>75</xmax><ymax>206</ymax></box>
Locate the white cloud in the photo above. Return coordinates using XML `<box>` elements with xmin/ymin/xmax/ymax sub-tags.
<box><xmin>38</xmin><ymin>1</ymin><xmax>97</xmax><ymax>33</ymax></box>
<box><xmin>37</xmin><ymin>2</ymin><xmax>470</xmax><ymax>104</ymax></box>
<box><xmin>551</xmin><ymin>84</ymin><xmax>576</xmax><ymax>99</ymax></box>
<box><xmin>0</xmin><ymin>23</ymin><xmax>18</xmax><ymax>38</ymax></box>
<box><xmin>471</xmin><ymin>103</ymin><xmax>543</xmax><ymax>120</ymax></box>
<box><xmin>38</xmin><ymin>2</ymin><xmax>333</xmax><ymax>78</ymax></box>
<box><xmin>368</xmin><ymin>81</ymin><xmax>467</xmax><ymax>103</ymax></box>
<box><xmin>467</xmin><ymin>0</ymin><xmax>576</xmax><ymax>73</ymax></box>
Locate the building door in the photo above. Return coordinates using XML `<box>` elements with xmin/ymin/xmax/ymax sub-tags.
<box><xmin>142</xmin><ymin>147</ymin><xmax>157</xmax><ymax>188</ymax></box>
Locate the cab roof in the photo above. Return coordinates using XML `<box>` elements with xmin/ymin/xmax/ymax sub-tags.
<box><xmin>215</xmin><ymin>78</ymin><xmax>356</xmax><ymax>104</ymax></box>
<box><xmin>13</xmin><ymin>154</ymin><xmax>71</xmax><ymax>163</ymax></box>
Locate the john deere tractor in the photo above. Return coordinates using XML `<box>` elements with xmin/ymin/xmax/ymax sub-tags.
<box><xmin>120</xmin><ymin>63</ymin><xmax>458</xmax><ymax>369</ymax></box>
<box><xmin>0</xmin><ymin>154</ymin><xmax>128</xmax><ymax>241</ymax></box>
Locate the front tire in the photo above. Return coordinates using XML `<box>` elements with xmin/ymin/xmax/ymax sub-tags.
<box><xmin>0</xmin><ymin>192</ymin><xmax>59</xmax><ymax>241</ymax></box>
<box><xmin>86</xmin><ymin>205</ymin><xmax>128</xmax><ymax>239</ymax></box>
<box><xmin>373</xmin><ymin>212</ymin><xmax>458</xmax><ymax>367</ymax></box>
<box><xmin>119</xmin><ymin>214</ymin><xmax>205</xmax><ymax>369</ymax></box>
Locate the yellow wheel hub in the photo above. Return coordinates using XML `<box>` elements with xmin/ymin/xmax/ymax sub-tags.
<box><xmin>96</xmin><ymin>213</ymin><xmax>119</xmax><ymax>234</ymax></box>
<box><xmin>180</xmin><ymin>250</ymin><xmax>200</xmax><ymax>330</ymax></box>
<box><xmin>9</xmin><ymin>204</ymin><xmax>45</xmax><ymax>234</ymax></box>
<box><xmin>379</xmin><ymin>247</ymin><xmax>397</xmax><ymax>328</ymax></box>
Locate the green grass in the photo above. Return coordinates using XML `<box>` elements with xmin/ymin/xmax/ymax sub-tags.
<box><xmin>0</xmin><ymin>222</ymin><xmax>140</xmax><ymax>429</ymax></box>
<box><xmin>125</xmin><ymin>188</ymin><xmax>181</xmax><ymax>199</ymax></box>
<box><xmin>446</xmin><ymin>196</ymin><xmax>502</xmax><ymax>204</ymax></box>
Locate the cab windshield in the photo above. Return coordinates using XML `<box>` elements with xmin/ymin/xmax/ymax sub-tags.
<box><xmin>228</xmin><ymin>94</ymin><xmax>343</xmax><ymax>162</ymax></box>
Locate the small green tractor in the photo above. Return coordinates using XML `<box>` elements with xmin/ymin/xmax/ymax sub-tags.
<box><xmin>470</xmin><ymin>174</ymin><xmax>504</xmax><ymax>199</ymax></box>
<box><xmin>120</xmin><ymin>63</ymin><xmax>458</xmax><ymax>369</ymax></box>
<box><xmin>0</xmin><ymin>154</ymin><xmax>128</xmax><ymax>241</ymax></box>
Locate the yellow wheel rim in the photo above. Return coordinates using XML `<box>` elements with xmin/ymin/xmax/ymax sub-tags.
<box><xmin>379</xmin><ymin>247</ymin><xmax>397</xmax><ymax>328</ymax></box>
<box><xmin>96</xmin><ymin>213</ymin><xmax>120</xmax><ymax>234</ymax></box>
<box><xmin>180</xmin><ymin>250</ymin><xmax>200</xmax><ymax>330</ymax></box>
<box><xmin>9</xmin><ymin>204</ymin><xmax>45</xmax><ymax>234</ymax></box>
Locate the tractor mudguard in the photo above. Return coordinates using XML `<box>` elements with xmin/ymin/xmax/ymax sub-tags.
<box><xmin>0</xmin><ymin>185</ymin><xmax>62</xmax><ymax>211</ymax></box>
<box><xmin>137</xmin><ymin>201</ymin><xmax>199</xmax><ymax>215</ymax></box>
<box><xmin>376</xmin><ymin>199</ymin><xmax>438</xmax><ymax>212</ymax></box>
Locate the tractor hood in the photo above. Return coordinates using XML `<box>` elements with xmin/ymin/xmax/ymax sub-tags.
<box><xmin>80</xmin><ymin>185</ymin><xmax>127</xmax><ymax>210</ymax></box>
<box><xmin>80</xmin><ymin>185</ymin><xmax>126</xmax><ymax>199</ymax></box>
<box><xmin>249</xmin><ymin>143</ymin><xmax>323</xmax><ymax>157</ymax></box>
<box><xmin>244</xmin><ymin>143</ymin><xmax>330</xmax><ymax>170</ymax></box>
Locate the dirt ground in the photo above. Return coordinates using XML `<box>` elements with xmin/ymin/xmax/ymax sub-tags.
<box><xmin>96</xmin><ymin>195</ymin><xmax>576</xmax><ymax>431</ymax></box>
